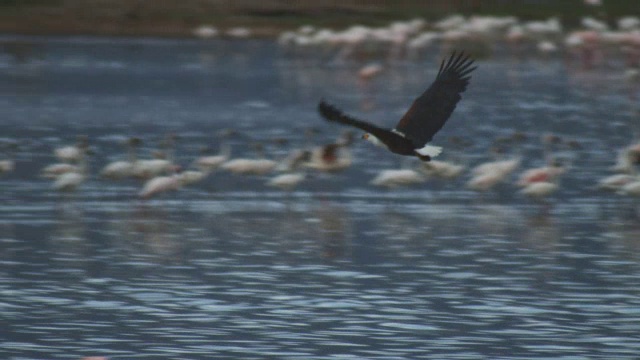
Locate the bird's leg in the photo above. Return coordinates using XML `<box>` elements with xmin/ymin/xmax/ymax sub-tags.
<box><xmin>417</xmin><ymin>154</ymin><xmax>431</xmax><ymax>162</ymax></box>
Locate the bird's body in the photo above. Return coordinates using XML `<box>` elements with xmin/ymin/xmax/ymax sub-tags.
<box><xmin>132</xmin><ymin>159</ymin><xmax>174</xmax><ymax>179</ymax></box>
<box><xmin>612</xmin><ymin>143</ymin><xmax>640</xmax><ymax>173</ymax></box>
<box><xmin>101</xmin><ymin>137</ymin><xmax>141</xmax><ymax>179</ymax></box>
<box><xmin>466</xmin><ymin>171</ymin><xmax>507</xmax><ymax>192</ymax></box>
<box><xmin>597</xmin><ymin>174</ymin><xmax>637</xmax><ymax>191</ymax></box>
<box><xmin>179</xmin><ymin>169</ymin><xmax>209</xmax><ymax>185</ymax></box>
<box><xmin>195</xmin><ymin>154</ymin><xmax>228</xmax><ymax>172</ymax></box>
<box><xmin>52</xmin><ymin>147</ymin><xmax>88</xmax><ymax>192</ymax></box>
<box><xmin>371</xmin><ymin>169</ymin><xmax>424</xmax><ymax>188</ymax></box>
<box><xmin>194</xmin><ymin>143</ymin><xmax>231</xmax><ymax>172</ymax></box>
<box><xmin>101</xmin><ymin>160</ymin><xmax>135</xmax><ymax>179</ymax></box>
<box><xmin>139</xmin><ymin>174</ymin><xmax>182</xmax><ymax>198</ymax></box>
<box><xmin>0</xmin><ymin>159</ymin><xmax>15</xmax><ymax>174</ymax></box>
<box><xmin>467</xmin><ymin>157</ymin><xmax>520</xmax><ymax>191</ymax></box>
<box><xmin>516</xmin><ymin>165</ymin><xmax>565</xmax><ymax>187</ymax></box>
<box><xmin>221</xmin><ymin>158</ymin><xmax>277</xmax><ymax>175</ymax></box>
<box><xmin>54</xmin><ymin>135</ymin><xmax>89</xmax><ymax>163</ymax></box>
<box><xmin>41</xmin><ymin>163</ymin><xmax>79</xmax><ymax>179</ymax></box>
<box><xmin>420</xmin><ymin>159</ymin><xmax>465</xmax><ymax>179</ymax></box>
<box><xmin>471</xmin><ymin>157</ymin><xmax>521</xmax><ymax>178</ymax></box>
<box><xmin>520</xmin><ymin>181</ymin><xmax>558</xmax><ymax>198</ymax></box>
<box><xmin>619</xmin><ymin>179</ymin><xmax>640</xmax><ymax>197</ymax></box>
<box><xmin>54</xmin><ymin>145</ymin><xmax>83</xmax><ymax>163</ymax></box>
<box><xmin>267</xmin><ymin>173</ymin><xmax>306</xmax><ymax>191</ymax></box>
<box><xmin>53</xmin><ymin>172</ymin><xmax>85</xmax><ymax>192</ymax></box>
<box><xmin>318</xmin><ymin>51</ymin><xmax>476</xmax><ymax>161</ymax></box>
<box><xmin>303</xmin><ymin>143</ymin><xmax>352</xmax><ymax>172</ymax></box>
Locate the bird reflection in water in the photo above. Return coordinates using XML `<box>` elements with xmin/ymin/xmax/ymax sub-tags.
<box><xmin>49</xmin><ymin>202</ymin><xmax>90</xmax><ymax>270</ymax></box>
<box><xmin>473</xmin><ymin>203</ymin><xmax>523</xmax><ymax>237</ymax></box>
<box><xmin>521</xmin><ymin>211</ymin><xmax>562</xmax><ymax>254</ymax></box>
<box><xmin>113</xmin><ymin>204</ymin><xmax>190</xmax><ymax>265</ymax></box>
<box><xmin>312</xmin><ymin>200</ymin><xmax>353</xmax><ymax>260</ymax></box>
<box><xmin>605</xmin><ymin>219</ymin><xmax>640</xmax><ymax>262</ymax></box>
<box><xmin>375</xmin><ymin>209</ymin><xmax>429</xmax><ymax>259</ymax></box>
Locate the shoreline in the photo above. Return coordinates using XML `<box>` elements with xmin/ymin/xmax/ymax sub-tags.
<box><xmin>3</xmin><ymin>1</ymin><xmax>640</xmax><ymax>39</ymax></box>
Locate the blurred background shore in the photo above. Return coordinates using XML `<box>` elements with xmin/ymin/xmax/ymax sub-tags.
<box><xmin>5</xmin><ymin>0</ymin><xmax>640</xmax><ymax>38</ymax></box>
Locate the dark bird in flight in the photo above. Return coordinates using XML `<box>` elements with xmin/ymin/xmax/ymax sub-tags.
<box><xmin>318</xmin><ymin>51</ymin><xmax>476</xmax><ymax>161</ymax></box>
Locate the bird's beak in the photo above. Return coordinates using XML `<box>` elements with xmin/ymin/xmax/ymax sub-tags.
<box><xmin>361</xmin><ymin>133</ymin><xmax>369</xmax><ymax>140</ymax></box>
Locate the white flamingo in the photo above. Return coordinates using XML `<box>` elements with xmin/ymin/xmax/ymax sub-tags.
<box><xmin>520</xmin><ymin>181</ymin><xmax>559</xmax><ymax>199</ymax></box>
<box><xmin>132</xmin><ymin>134</ymin><xmax>177</xmax><ymax>180</ymax></box>
<box><xmin>221</xmin><ymin>143</ymin><xmax>278</xmax><ymax>176</ymax></box>
<box><xmin>597</xmin><ymin>173</ymin><xmax>637</xmax><ymax>191</ymax></box>
<box><xmin>41</xmin><ymin>163</ymin><xmax>79</xmax><ymax>179</ymax></box>
<box><xmin>53</xmin><ymin>147</ymin><xmax>88</xmax><ymax>192</ymax></box>
<box><xmin>267</xmin><ymin>149</ymin><xmax>311</xmax><ymax>191</ymax></box>
<box><xmin>0</xmin><ymin>141</ymin><xmax>17</xmax><ymax>174</ymax></box>
<box><xmin>370</xmin><ymin>168</ymin><xmax>425</xmax><ymax>188</ymax></box>
<box><xmin>100</xmin><ymin>137</ymin><xmax>141</xmax><ymax>179</ymax></box>
<box><xmin>420</xmin><ymin>159</ymin><xmax>465</xmax><ymax>179</ymax></box>
<box><xmin>54</xmin><ymin>135</ymin><xmax>88</xmax><ymax>163</ymax></box>
<box><xmin>612</xmin><ymin>142</ymin><xmax>640</xmax><ymax>174</ymax></box>
<box><xmin>138</xmin><ymin>173</ymin><xmax>182</xmax><ymax>199</ymax></box>
<box><xmin>194</xmin><ymin>143</ymin><xmax>231</xmax><ymax>172</ymax></box>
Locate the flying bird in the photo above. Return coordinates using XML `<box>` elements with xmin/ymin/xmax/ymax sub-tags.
<box><xmin>318</xmin><ymin>51</ymin><xmax>476</xmax><ymax>161</ymax></box>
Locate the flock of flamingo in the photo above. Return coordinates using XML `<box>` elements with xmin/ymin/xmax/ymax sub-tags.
<box><xmin>0</xmin><ymin>128</ymin><xmax>639</xmax><ymax>202</ymax></box>
<box><xmin>194</xmin><ymin>7</ymin><xmax>640</xmax><ymax>74</ymax></box>
<box><xmin>3</xmin><ymin>3</ymin><xmax>640</xmax><ymax>203</ymax></box>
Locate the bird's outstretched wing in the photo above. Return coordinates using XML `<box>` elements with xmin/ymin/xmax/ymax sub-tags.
<box><xmin>395</xmin><ymin>51</ymin><xmax>476</xmax><ymax>147</ymax></box>
<box><xmin>318</xmin><ymin>100</ymin><xmax>394</xmax><ymax>141</ymax></box>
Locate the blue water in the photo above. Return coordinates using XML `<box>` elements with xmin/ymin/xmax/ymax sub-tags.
<box><xmin>1</xmin><ymin>36</ymin><xmax>640</xmax><ymax>359</ymax></box>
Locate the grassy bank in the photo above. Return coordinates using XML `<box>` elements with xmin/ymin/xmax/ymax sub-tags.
<box><xmin>2</xmin><ymin>0</ymin><xmax>640</xmax><ymax>37</ymax></box>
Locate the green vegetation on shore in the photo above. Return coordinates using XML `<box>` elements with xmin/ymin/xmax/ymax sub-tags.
<box><xmin>2</xmin><ymin>0</ymin><xmax>639</xmax><ymax>37</ymax></box>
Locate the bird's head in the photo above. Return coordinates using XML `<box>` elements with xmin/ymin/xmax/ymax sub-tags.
<box><xmin>362</xmin><ymin>133</ymin><xmax>384</xmax><ymax>148</ymax></box>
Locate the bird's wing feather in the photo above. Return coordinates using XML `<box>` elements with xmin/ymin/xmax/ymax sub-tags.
<box><xmin>395</xmin><ymin>51</ymin><xmax>476</xmax><ymax>147</ymax></box>
<box><xmin>318</xmin><ymin>100</ymin><xmax>395</xmax><ymax>142</ymax></box>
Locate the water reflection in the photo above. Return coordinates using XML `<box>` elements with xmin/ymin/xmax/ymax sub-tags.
<box><xmin>49</xmin><ymin>203</ymin><xmax>90</xmax><ymax>271</ymax></box>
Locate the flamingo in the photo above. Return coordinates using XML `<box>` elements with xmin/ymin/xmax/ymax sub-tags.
<box><xmin>100</xmin><ymin>137</ymin><xmax>141</xmax><ymax>179</ymax></box>
<box><xmin>516</xmin><ymin>134</ymin><xmax>567</xmax><ymax>187</ymax></box>
<box><xmin>42</xmin><ymin>136</ymin><xmax>90</xmax><ymax>179</ymax></box>
<box><xmin>520</xmin><ymin>181</ymin><xmax>559</xmax><ymax>199</ymax></box>
<box><xmin>597</xmin><ymin>173</ymin><xmax>637</xmax><ymax>191</ymax></box>
<box><xmin>0</xmin><ymin>141</ymin><xmax>17</xmax><ymax>174</ymax></box>
<box><xmin>612</xmin><ymin>142</ymin><xmax>640</xmax><ymax>174</ymax></box>
<box><xmin>267</xmin><ymin>173</ymin><xmax>307</xmax><ymax>191</ymax></box>
<box><xmin>132</xmin><ymin>134</ymin><xmax>177</xmax><ymax>180</ymax></box>
<box><xmin>138</xmin><ymin>164</ymin><xmax>184</xmax><ymax>199</ymax></box>
<box><xmin>54</xmin><ymin>135</ymin><xmax>88</xmax><ymax>163</ymax></box>
<box><xmin>303</xmin><ymin>131</ymin><xmax>354</xmax><ymax>173</ymax></box>
<box><xmin>370</xmin><ymin>168</ymin><xmax>425</xmax><ymax>188</ymax></box>
<box><xmin>178</xmin><ymin>169</ymin><xmax>209</xmax><ymax>186</ymax></box>
<box><xmin>0</xmin><ymin>159</ymin><xmax>13</xmax><ymax>174</ymax></box>
<box><xmin>41</xmin><ymin>163</ymin><xmax>79</xmax><ymax>179</ymax></box>
<box><xmin>194</xmin><ymin>143</ymin><xmax>231</xmax><ymax>172</ymax></box>
<box><xmin>53</xmin><ymin>147</ymin><xmax>88</xmax><ymax>192</ymax></box>
<box><xmin>358</xmin><ymin>63</ymin><xmax>384</xmax><ymax>81</ymax></box>
<box><xmin>267</xmin><ymin>149</ymin><xmax>312</xmax><ymax>191</ymax></box>
<box><xmin>619</xmin><ymin>179</ymin><xmax>640</xmax><ymax>197</ymax></box>
<box><xmin>420</xmin><ymin>159</ymin><xmax>465</xmax><ymax>179</ymax></box>
<box><xmin>221</xmin><ymin>143</ymin><xmax>278</xmax><ymax>176</ymax></box>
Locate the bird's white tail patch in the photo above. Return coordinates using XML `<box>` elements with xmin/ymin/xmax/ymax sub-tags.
<box><xmin>415</xmin><ymin>145</ymin><xmax>442</xmax><ymax>158</ymax></box>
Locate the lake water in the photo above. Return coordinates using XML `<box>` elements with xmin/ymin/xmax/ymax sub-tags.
<box><xmin>1</xmin><ymin>36</ymin><xmax>640</xmax><ymax>359</ymax></box>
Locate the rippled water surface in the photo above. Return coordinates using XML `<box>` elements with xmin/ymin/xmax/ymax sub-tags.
<box><xmin>1</xmin><ymin>36</ymin><xmax>640</xmax><ymax>359</ymax></box>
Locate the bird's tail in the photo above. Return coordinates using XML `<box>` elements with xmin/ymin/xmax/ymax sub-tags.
<box><xmin>415</xmin><ymin>144</ymin><xmax>443</xmax><ymax>158</ymax></box>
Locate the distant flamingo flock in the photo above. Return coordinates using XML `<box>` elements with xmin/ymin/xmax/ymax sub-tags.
<box><xmin>192</xmin><ymin>11</ymin><xmax>640</xmax><ymax>73</ymax></box>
